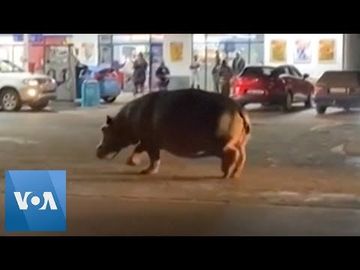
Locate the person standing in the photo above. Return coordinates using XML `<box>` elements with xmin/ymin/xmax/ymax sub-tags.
<box><xmin>232</xmin><ymin>52</ymin><xmax>246</xmax><ymax>75</ymax></box>
<box><xmin>211</xmin><ymin>51</ymin><xmax>221</xmax><ymax>93</ymax></box>
<box><xmin>132</xmin><ymin>52</ymin><xmax>148</xmax><ymax>96</ymax></box>
<box><xmin>218</xmin><ymin>60</ymin><xmax>233</xmax><ymax>97</ymax></box>
<box><xmin>189</xmin><ymin>55</ymin><xmax>201</xmax><ymax>89</ymax></box>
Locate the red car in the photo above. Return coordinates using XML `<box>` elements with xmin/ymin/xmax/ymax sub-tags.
<box><xmin>231</xmin><ymin>65</ymin><xmax>314</xmax><ymax>111</ymax></box>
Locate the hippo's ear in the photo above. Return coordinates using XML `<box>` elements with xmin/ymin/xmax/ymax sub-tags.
<box><xmin>106</xmin><ymin>115</ymin><xmax>113</xmax><ymax>125</ymax></box>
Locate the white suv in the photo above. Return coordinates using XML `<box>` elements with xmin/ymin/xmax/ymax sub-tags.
<box><xmin>0</xmin><ymin>59</ymin><xmax>57</xmax><ymax>111</ymax></box>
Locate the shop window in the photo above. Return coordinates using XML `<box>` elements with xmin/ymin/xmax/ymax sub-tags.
<box><xmin>113</xmin><ymin>34</ymin><xmax>150</xmax><ymax>44</ymax></box>
<box><xmin>0</xmin><ymin>45</ymin><xmax>25</xmax><ymax>69</ymax></box>
<box><xmin>252</xmin><ymin>34</ymin><xmax>264</xmax><ymax>42</ymax></box>
<box><xmin>99</xmin><ymin>45</ymin><xmax>112</xmax><ymax>64</ymax></box>
<box><xmin>192</xmin><ymin>34</ymin><xmax>265</xmax><ymax>91</ymax></box>
<box><xmin>151</xmin><ymin>34</ymin><xmax>164</xmax><ymax>43</ymax></box>
<box><xmin>249</xmin><ymin>42</ymin><xmax>264</xmax><ymax>64</ymax></box>
<box><xmin>0</xmin><ymin>60</ymin><xmax>23</xmax><ymax>72</ymax></box>
<box><xmin>219</xmin><ymin>42</ymin><xmax>249</xmax><ymax>63</ymax></box>
<box><xmin>193</xmin><ymin>34</ymin><xmax>206</xmax><ymax>43</ymax></box>
<box><xmin>13</xmin><ymin>45</ymin><xmax>25</xmax><ymax>68</ymax></box>
<box><xmin>99</xmin><ymin>34</ymin><xmax>112</xmax><ymax>44</ymax></box>
<box><xmin>207</xmin><ymin>34</ymin><xmax>251</xmax><ymax>43</ymax></box>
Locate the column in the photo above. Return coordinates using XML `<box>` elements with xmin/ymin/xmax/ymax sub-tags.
<box><xmin>343</xmin><ymin>34</ymin><xmax>360</xmax><ymax>70</ymax></box>
<box><xmin>163</xmin><ymin>34</ymin><xmax>192</xmax><ymax>90</ymax></box>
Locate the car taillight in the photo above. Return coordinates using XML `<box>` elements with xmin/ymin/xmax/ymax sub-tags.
<box><xmin>314</xmin><ymin>85</ymin><xmax>326</xmax><ymax>95</ymax></box>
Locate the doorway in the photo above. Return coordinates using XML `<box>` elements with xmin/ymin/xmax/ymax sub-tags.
<box><xmin>113</xmin><ymin>43</ymin><xmax>150</xmax><ymax>93</ymax></box>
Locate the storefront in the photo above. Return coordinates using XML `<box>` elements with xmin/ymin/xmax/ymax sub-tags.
<box><xmin>0</xmin><ymin>34</ymin><xmax>26</xmax><ymax>69</ymax></box>
<box><xmin>97</xmin><ymin>34</ymin><xmax>164</xmax><ymax>91</ymax></box>
<box><xmin>27</xmin><ymin>34</ymin><xmax>70</xmax><ymax>73</ymax></box>
<box><xmin>264</xmin><ymin>34</ymin><xmax>343</xmax><ymax>80</ymax></box>
<box><xmin>193</xmin><ymin>34</ymin><xmax>265</xmax><ymax>90</ymax></box>
<box><xmin>193</xmin><ymin>34</ymin><xmax>344</xmax><ymax>90</ymax></box>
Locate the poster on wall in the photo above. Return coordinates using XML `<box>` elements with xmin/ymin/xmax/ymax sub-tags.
<box><xmin>294</xmin><ymin>39</ymin><xmax>312</xmax><ymax>63</ymax></box>
<box><xmin>270</xmin><ymin>40</ymin><xmax>287</xmax><ymax>63</ymax></box>
<box><xmin>318</xmin><ymin>39</ymin><xmax>336</xmax><ymax>63</ymax></box>
<box><xmin>170</xmin><ymin>42</ymin><xmax>183</xmax><ymax>62</ymax></box>
<box><xmin>79</xmin><ymin>43</ymin><xmax>95</xmax><ymax>65</ymax></box>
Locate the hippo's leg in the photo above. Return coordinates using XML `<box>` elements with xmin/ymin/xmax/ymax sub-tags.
<box><xmin>230</xmin><ymin>144</ymin><xmax>246</xmax><ymax>178</ymax></box>
<box><xmin>126</xmin><ymin>142</ymin><xmax>145</xmax><ymax>166</ymax></box>
<box><xmin>140</xmin><ymin>147</ymin><xmax>161</xmax><ymax>175</ymax></box>
<box><xmin>221</xmin><ymin>145</ymin><xmax>239</xmax><ymax>179</ymax></box>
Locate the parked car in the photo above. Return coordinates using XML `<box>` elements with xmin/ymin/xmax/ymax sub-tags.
<box><xmin>0</xmin><ymin>59</ymin><xmax>57</xmax><ymax>111</ymax></box>
<box><xmin>231</xmin><ymin>65</ymin><xmax>314</xmax><ymax>111</ymax></box>
<box><xmin>313</xmin><ymin>70</ymin><xmax>360</xmax><ymax>114</ymax></box>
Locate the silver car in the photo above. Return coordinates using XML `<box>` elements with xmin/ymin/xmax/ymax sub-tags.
<box><xmin>0</xmin><ymin>59</ymin><xmax>57</xmax><ymax>111</ymax></box>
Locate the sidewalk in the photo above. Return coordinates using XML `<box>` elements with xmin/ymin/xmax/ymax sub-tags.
<box><xmin>50</xmin><ymin>92</ymin><xmax>135</xmax><ymax>112</ymax></box>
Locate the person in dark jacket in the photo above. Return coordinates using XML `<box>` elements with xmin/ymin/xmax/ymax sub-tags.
<box><xmin>218</xmin><ymin>60</ymin><xmax>233</xmax><ymax>97</ymax></box>
<box><xmin>232</xmin><ymin>52</ymin><xmax>245</xmax><ymax>75</ymax></box>
<box><xmin>155</xmin><ymin>61</ymin><xmax>170</xmax><ymax>91</ymax></box>
<box><xmin>132</xmin><ymin>52</ymin><xmax>148</xmax><ymax>96</ymax></box>
<box><xmin>212</xmin><ymin>51</ymin><xmax>221</xmax><ymax>93</ymax></box>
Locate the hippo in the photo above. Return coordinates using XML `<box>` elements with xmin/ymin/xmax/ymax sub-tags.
<box><xmin>96</xmin><ymin>89</ymin><xmax>251</xmax><ymax>178</ymax></box>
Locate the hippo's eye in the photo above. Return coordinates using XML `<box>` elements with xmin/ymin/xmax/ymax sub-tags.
<box><xmin>101</xmin><ymin>126</ymin><xmax>106</xmax><ymax>132</ymax></box>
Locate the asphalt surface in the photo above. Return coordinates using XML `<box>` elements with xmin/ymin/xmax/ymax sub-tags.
<box><xmin>1</xmin><ymin>94</ymin><xmax>360</xmax><ymax>235</ymax></box>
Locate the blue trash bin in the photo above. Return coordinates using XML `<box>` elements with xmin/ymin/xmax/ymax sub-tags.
<box><xmin>81</xmin><ymin>78</ymin><xmax>101</xmax><ymax>107</ymax></box>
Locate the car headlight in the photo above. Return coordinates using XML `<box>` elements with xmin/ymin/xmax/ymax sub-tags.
<box><xmin>23</xmin><ymin>79</ymin><xmax>39</xmax><ymax>86</ymax></box>
<box><xmin>27</xmin><ymin>89</ymin><xmax>37</xmax><ymax>97</ymax></box>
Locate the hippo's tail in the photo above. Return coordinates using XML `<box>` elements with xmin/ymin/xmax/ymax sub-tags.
<box><xmin>238</xmin><ymin>107</ymin><xmax>251</xmax><ymax>135</ymax></box>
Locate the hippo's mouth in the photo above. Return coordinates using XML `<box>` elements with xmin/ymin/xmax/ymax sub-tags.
<box><xmin>109</xmin><ymin>151</ymin><xmax>120</xmax><ymax>160</ymax></box>
<box><xmin>101</xmin><ymin>151</ymin><xmax>120</xmax><ymax>160</ymax></box>
<box><xmin>96</xmin><ymin>148</ymin><xmax>120</xmax><ymax>160</ymax></box>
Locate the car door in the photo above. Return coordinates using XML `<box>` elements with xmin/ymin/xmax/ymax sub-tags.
<box><xmin>286</xmin><ymin>66</ymin><xmax>304</xmax><ymax>101</ymax></box>
<box><xmin>289</xmin><ymin>66</ymin><xmax>309</xmax><ymax>101</ymax></box>
<box><xmin>279</xmin><ymin>66</ymin><xmax>296</xmax><ymax>92</ymax></box>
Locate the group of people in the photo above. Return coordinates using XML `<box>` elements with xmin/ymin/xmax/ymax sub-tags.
<box><xmin>129</xmin><ymin>52</ymin><xmax>171</xmax><ymax>96</ymax></box>
<box><xmin>189</xmin><ymin>51</ymin><xmax>246</xmax><ymax>97</ymax></box>
<box><xmin>128</xmin><ymin>50</ymin><xmax>246</xmax><ymax>97</ymax></box>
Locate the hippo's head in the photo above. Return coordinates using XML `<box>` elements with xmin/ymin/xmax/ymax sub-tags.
<box><xmin>96</xmin><ymin>115</ymin><xmax>133</xmax><ymax>159</ymax></box>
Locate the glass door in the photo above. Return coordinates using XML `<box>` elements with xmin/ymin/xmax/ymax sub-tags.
<box><xmin>113</xmin><ymin>43</ymin><xmax>150</xmax><ymax>93</ymax></box>
<box><xmin>150</xmin><ymin>43</ymin><xmax>163</xmax><ymax>91</ymax></box>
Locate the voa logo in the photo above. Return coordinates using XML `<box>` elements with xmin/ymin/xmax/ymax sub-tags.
<box><xmin>5</xmin><ymin>170</ymin><xmax>66</xmax><ymax>232</ymax></box>
<box><xmin>14</xmin><ymin>192</ymin><xmax>58</xmax><ymax>210</ymax></box>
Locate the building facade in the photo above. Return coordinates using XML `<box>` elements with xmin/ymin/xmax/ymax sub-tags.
<box><xmin>0</xmin><ymin>34</ymin><xmax>353</xmax><ymax>92</ymax></box>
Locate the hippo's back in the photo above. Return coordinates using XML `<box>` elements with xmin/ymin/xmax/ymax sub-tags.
<box><xmin>131</xmin><ymin>89</ymin><xmax>241</xmax><ymax>155</ymax></box>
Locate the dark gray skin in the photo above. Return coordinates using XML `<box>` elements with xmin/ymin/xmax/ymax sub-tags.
<box><xmin>96</xmin><ymin>89</ymin><xmax>250</xmax><ymax>177</ymax></box>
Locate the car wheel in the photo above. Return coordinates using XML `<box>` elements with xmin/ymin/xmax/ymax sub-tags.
<box><xmin>316</xmin><ymin>105</ymin><xmax>327</xmax><ymax>115</ymax></box>
<box><xmin>281</xmin><ymin>92</ymin><xmax>293</xmax><ymax>112</ymax></box>
<box><xmin>304</xmin><ymin>94</ymin><xmax>312</xmax><ymax>108</ymax></box>
<box><xmin>103</xmin><ymin>96</ymin><xmax>117</xmax><ymax>103</ymax></box>
<box><xmin>344</xmin><ymin>106</ymin><xmax>351</xmax><ymax>112</ymax></box>
<box><xmin>0</xmin><ymin>88</ymin><xmax>22</xmax><ymax>112</ymax></box>
<box><xmin>29</xmin><ymin>100</ymin><xmax>49</xmax><ymax>111</ymax></box>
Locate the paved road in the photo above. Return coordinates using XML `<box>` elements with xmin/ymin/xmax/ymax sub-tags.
<box><xmin>2</xmin><ymin>195</ymin><xmax>360</xmax><ymax>236</ymax></box>
<box><xmin>1</xmin><ymin>98</ymin><xmax>360</xmax><ymax>235</ymax></box>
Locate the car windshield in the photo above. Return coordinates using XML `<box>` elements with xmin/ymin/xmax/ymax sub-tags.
<box><xmin>241</xmin><ymin>66</ymin><xmax>274</xmax><ymax>77</ymax></box>
<box><xmin>0</xmin><ymin>60</ymin><xmax>25</xmax><ymax>72</ymax></box>
<box><xmin>317</xmin><ymin>71</ymin><xmax>360</xmax><ymax>88</ymax></box>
